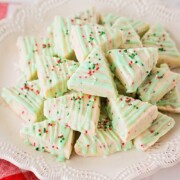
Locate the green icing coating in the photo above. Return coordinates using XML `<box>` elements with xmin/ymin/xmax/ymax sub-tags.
<box><xmin>67</xmin><ymin>47</ymin><xmax>118</xmax><ymax>98</ymax></box>
<box><xmin>36</xmin><ymin>55</ymin><xmax>79</xmax><ymax>98</ymax></box>
<box><xmin>1</xmin><ymin>80</ymin><xmax>44</xmax><ymax>123</ymax></box>
<box><xmin>138</xmin><ymin>66</ymin><xmax>178</xmax><ymax>104</ymax></box>
<box><xmin>17</xmin><ymin>36</ymin><xmax>38</xmax><ymax>80</ymax></box>
<box><xmin>134</xmin><ymin>113</ymin><xmax>175</xmax><ymax>150</ymax></box>
<box><xmin>44</xmin><ymin>92</ymin><xmax>100</xmax><ymax>135</ymax></box>
<box><xmin>106</xmin><ymin>47</ymin><xmax>158</xmax><ymax>93</ymax></box>
<box><xmin>20</xmin><ymin>119</ymin><xmax>74</xmax><ymax>161</ymax></box>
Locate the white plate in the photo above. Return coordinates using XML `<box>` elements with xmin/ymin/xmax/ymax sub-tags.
<box><xmin>0</xmin><ymin>0</ymin><xmax>180</xmax><ymax>179</ymax></box>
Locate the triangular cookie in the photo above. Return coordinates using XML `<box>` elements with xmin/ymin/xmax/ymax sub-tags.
<box><xmin>75</xmin><ymin>7</ymin><xmax>99</xmax><ymax>24</ymax></box>
<box><xmin>157</xmin><ymin>87</ymin><xmax>180</xmax><ymax>113</ymax></box>
<box><xmin>113</xmin><ymin>17</ymin><xmax>142</xmax><ymax>48</ymax></box>
<box><xmin>17</xmin><ymin>36</ymin><xmax>39</xmax><ymax>80</ymax></box>
<box><xmin>68</xmin><ymin>47</ymin><xmax>118</xmax><ymax>98</ymax></box>
<box><xmin>75</xmin><ymin>112</ymin><xmax>132</xmax><ymax>157</ymax></box>
<box><xmin>36</xmin><ymin>55</ymin><xmax>79</xmax><ymax>98</ymax></box>
<box><xmin>1</xmin><ymin>80</ymin><xmax>44</xmax><ymax>123</ymax></box>
<box><xmin>129</xmin><ymin>18</ymin><xmax>149</xmax><ymax>37</ymax></box>
<box><xmin>137</xmin><ymin>66</ymin><xmax>179</xmax><ymax>104</ymax></box>
<box><xmin>106</xmin><ymin>47</ymin><xmax>158</xmax><ymax>93</ymax></box>
<box><xmin>52</xmin><ymin>16</ymin><xmax>84</xmax><ymax>59</ymax></box>
<box><xmin>142</xmin><ymin>24</ymin><xmax>180</xmax><ymax>68</ymax></box>
<box><xmin>70</xmin><ymin>24</ymin><xmax>122</xmax><ymax>62</ymax></box>
<box><xmin>20</xmin><ymin>120</ymin><xmax>74</xmax><ymax>161</ymax></box>
<box><xmin>107</xmin><ymin>95</ymin><xmax>158</xmax><ymax>142</ymax></box>
<box><xmin>134</xmin><ymin>112</ymin><xmax>175</xmax><ymax>150</ymax></box>
<box><xmin>100</xmin><ymin>13</ymin><xmax>119</xmax><ymax>27</ymax></box>
<box><xmin>44</xmin><ymin>92</ymin><xmax>100</xmax><ymax>135</ymax></box>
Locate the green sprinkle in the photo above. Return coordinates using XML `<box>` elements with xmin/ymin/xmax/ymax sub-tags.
<box><xmin>35</xmin><ymin>147</ymin><xmax>39</xmax><ymax>151</ymax></box>
<box><xmin>158</xmin><ymin>48</ymin><xmax>164</xmax><ymax>51</ymax></box>
<box><xmin>100</xmin><ymin>31</ymin><xmax>105</xmax><ymax>36</ymax></box>
<box><xmin>154</xmin><ymin>132</ymin><xmax>159</xmax><ymax>136</ymax></box>
<box><xmin>92</xmin><ymin>64</ymin><xmax>95</xmax><ymax>69</ymax></box>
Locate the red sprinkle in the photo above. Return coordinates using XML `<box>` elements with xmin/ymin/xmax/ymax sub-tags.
<box><xmin>150</xmin><ymin>130</ymin><xmax>154</xmax><ymax>133</ymax></box>
<box><xmin>42</xmin><ymin>44</ymin><xmax>46</xmax><ymax>48</ymax></box>
<box><xmin>36</xmin><ymin>90</ymin><xmax>40</xmax><ymax>94</ymax></box>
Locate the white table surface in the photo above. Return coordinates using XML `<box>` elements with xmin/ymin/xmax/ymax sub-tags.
<box><xmin>4</xmin><ymin>0</ymin><xmax>180</xmax><ymax>179</ymax></box>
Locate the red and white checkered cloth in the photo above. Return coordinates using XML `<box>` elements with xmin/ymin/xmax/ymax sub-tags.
<box><xmin>0</xmin><ymin>2</ymin><xmax>38</xmax><ymax>180</ymax></box>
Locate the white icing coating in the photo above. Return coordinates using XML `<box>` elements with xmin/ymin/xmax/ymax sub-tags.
<box><xmin>107</xmin><ymin>95</ymin><xmax>158</xmax><ymax>142</ymax></box>
<box><xmin>134</xmin><ymin>112</ymin><xmax>175</xmax><ymax>151</ymax></box>
<box><xmin>100</xmin><ymin>13</ymin><xmax>119</xmax><ymax>27</ymax></box>
<box><xmin>36</xmin><ymin>55</ymin><xmax>79</xmax><ymax>98</ymax></box>
<box><xmin>138</xmin><ymin>66</ymin><xmax>178</xmax><ymax>104</ymax></box>
<box><xmin>44</xmin><ymin>92</ymin><xmax>100</xmax><ymax>135</ymax></box>
<box><xmin>157</xmin><ymin>87</ymin><xmax>180</xmax><ymax>113</ymax></box>
<box><xmin>106</xmin><ymin>47</ymin><xmax>158</xmax><ymax>93</ymax></box>
<box><xmin>1</xmin><ymin>80</ymin><xmax>44</xmax><ymax>123</ymax></box>
<box><xmin>67</xmin><ymin>47</ymin><xmax>118</xmax><ymax>98</ymax></box>
<box><xmin>75</xmin><ymin>112</ymin><xmax>133</xmax><ymax>156</ymax></box>
<box><xmin>142</xmin><ymin>24</ymin><xmax>180</xmax><ymax>68</ymax></box>
<box><xmin>17</xmin><ymin>36</ymin><xmax>39</xmax><ymax>80</ymax></box>
<box><xmin>53</xmin><ymin>16</ymin><xmax>84</xmax><ymax>59</ymax></box>
<box><xmin>113</xmin><ymin>17</ymin><xmax>142</xmax><ymax>48</ymax></box>
<box><xmin>20</xmin><ymin>119</ymin><xmax>74</xmax><ymax>161</ymax></box>
<box><xmin>129</xmin><ymin>18</ymin><xmax>150</xmax><ymax>37</ymax></box>
<box><xmin>70</xmin><ymin>24</ymin><xmax>122</xmax><ymax>62</ymax></box>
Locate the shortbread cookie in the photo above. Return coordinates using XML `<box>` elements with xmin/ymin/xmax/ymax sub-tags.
<box><xmin>36</xmin><ymin>55</ymin><xmax>79</xmax><ymax>98</ymax></box>
<box><xmin>100</xmin><ymin>13</ymin><xmax>119</xmax><ymax>26</ymax></box>
<box><xmin>75</xmin><ymin>113</ymin><xmax>133</xmax><ymax>156</ymax></box>
<box><xmin>75</xmin><ymin>7</ymin><xmax>99</xmax><ymax>24</ymax></box>
<box><xmin>138</xmin><ymin>66</ymin><xmax>178</xmax><ymax>104</ymax></box>
<box><xmin>106</xmin><ymin>47</ymin><xmax>158</xmax><ymax>93</ymax></box>
<box><xmin>17</xmin><ymin>36</ymin><xmax>39</xmax><ymax>80</ymax></box>
<box><xmin>53</xmin><ymin>16</ymin><xmax>84</xmax><ymax>59</ymax></box>
<box><xmin>113</xmin><ymin>17</ymin><xmax>142</xmax><ymax>48</ymax></box>
<box><xmin>44</xmin><ymin>92</ymin><xmax>100</xmax><ymax>135</ymax></box>
<box><xmin>142</xmin><ymin>24</ymin><xmax>180</xmax><ymax>68</ymax></box>
<box><xmin>107</xmin><ymin>95</ymin><xmax>158</xmax><ymax>142</ymax></box>
<box><xmin>157</xmin><ymin>87</ymin><xmax>180</xmax><ymax>113</ymax></box>
<box><xmin>114</xmin><ymin>77</ymin><xmax>136</xmax><ymax>98</ymax></box>
<box><xmin>20</xmin><ymin>120</ymin><xmax>74</xmax><ymax>161</ymax></box>
<box><xmin>68</xmin><ymin>47</ymin><xmax>118</xmax><ymax>98</ymax></box>
<box><xmin>129</xmin><ymin>19</ymin><xmax>150</xmax><ymax>37</ymax></box>
<box><xmin>1</xmin><ymin>80</ymin><xmax>44</xmax><ymax>123</ymax></box>
<box><xmin>70</xmin><ymin>24</ymin><xmax>122</xmax><ymax>62</ymax></box>
<box><xmin>134</xmin><ymin>113</ymin><xmax>175</xmax><ymax>151</ymax></box>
